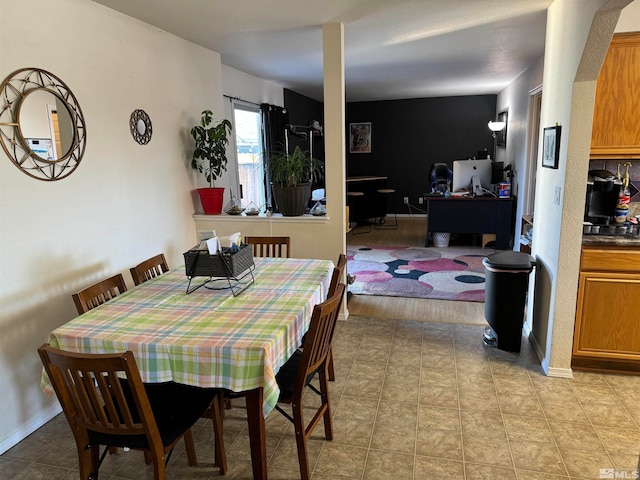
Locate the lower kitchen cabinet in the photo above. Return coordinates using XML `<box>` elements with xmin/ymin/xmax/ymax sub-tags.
<box><xmin>572</xmin><ymin>245</ymin><xmax>640</xmax><ymax>374</ymax></box>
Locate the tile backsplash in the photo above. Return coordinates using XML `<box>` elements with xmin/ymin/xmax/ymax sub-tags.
<box><xmin>589</xmin><ymin>158</ymin><xmax>640</xmax><ymax>180</ymax></box>
<box><xmin>589</xmin><ymin>159</ymin><xmax>640</xmax><ymax>214</ymax></box>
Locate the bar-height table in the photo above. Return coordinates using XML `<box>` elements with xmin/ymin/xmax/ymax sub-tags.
<box><xmin>42</xmin><ymin>257</ymin><xmax>333</xmax><ymax>479</ymax></box>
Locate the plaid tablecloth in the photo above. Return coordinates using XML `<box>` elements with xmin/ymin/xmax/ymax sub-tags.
<box><xmin>43</xmin><ymin>257</ymin><xmax>333</xmax><ymax>416</ymax></box>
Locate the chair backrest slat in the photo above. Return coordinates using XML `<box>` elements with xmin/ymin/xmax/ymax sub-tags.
<box><xmin>38</xmin><ymin>345</ymin><xmax>153</xmax><ymax>439</ymax></box>
<box><xmin>130</xmin><ymin>254</ymin><xmax>169</xmax><ymax>286</ymax></box>
<box><xmin>72</xmin><ymin>274</ymin><xmax>127</xmax><ymax>315</ymax></box>
<box><xmin>244</xmin><ymin>236</ymin><xmax>290</xmax><ymax>258</ymax></box>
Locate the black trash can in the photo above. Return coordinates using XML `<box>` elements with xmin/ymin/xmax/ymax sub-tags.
<box><xmin>482</xmin><ymin>251</ymin><xmax>536</xmax><ymax>352</ymax></box>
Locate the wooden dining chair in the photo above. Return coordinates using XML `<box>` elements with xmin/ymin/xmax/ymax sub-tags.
<box><xmin>328</xmin><ymin>254</ymin><xmax>347</xmax><ymax>298</ymax></box>
<box><xmin>130</xmin><ymin>253</ymin><xmax>170</xmax><ymax>286</ymax></box>
<box><xmin>244</xmin><ymin>236</ymin><xmax>290</xmax><ymax>258</ymax></box>
<box><xmin>72</xmin><ymin>274</ymin><xmax>127</xmax><ymax>315</ymax></box>
<box><xmin>326</xmin><ymin>254</ymin><xmax>347</xmax><ymax>382</ymax></box>
<box><xmin>273</xmin><ymin>283</ymin><xmax>345</xmax><ymax>480</ymax></box>
<box><xmin>38</xmin><ymin>343</ymin><xmax>226</xmax><ymax>480</ymax></box>
<box><xmin>301</xmin><ymin>254</ymin><xmax>346</xmax><ymax>382</ymax></box>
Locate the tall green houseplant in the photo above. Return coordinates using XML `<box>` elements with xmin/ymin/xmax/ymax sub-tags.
<box><xmin>269</xmin><ymin>145</ymin><xmax>323</xmax><ymax>216</ymax></box>
<box><xmin>191</xmin><ymin>110</ymin><xmax>232</xmax><ymax>215</ymax></box>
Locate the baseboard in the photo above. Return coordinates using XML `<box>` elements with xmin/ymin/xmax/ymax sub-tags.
<box><xmin>0</xmin><ymin>403</ymin><xmax>61</xmax><ymax>455</ymax></box>
<box><xmin>527</xmin><ymin>328</ymin><xmax>544</xmax><ymax>363</ymax></box>
<box><xmin>544</xmin><ymin>366</ymin><xmax>574</xmax><ymax>378</ymax></box>
<box><xmin>396</xmin><ymin>213</ymin><xmax>427</xmax><ymax>218</ymax></box>
<box><xmin>527</xmin><ymin>331</ymin><xmax>573</xmax><ymax>378</ymax></box>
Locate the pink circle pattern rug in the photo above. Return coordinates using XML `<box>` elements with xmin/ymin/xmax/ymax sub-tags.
<box><xmin>347</xmin><ymin>245</ymin><xmax>495</xmax><ymax>302</ymax></box>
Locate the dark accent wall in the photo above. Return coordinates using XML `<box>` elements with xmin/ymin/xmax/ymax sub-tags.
<box><xmin>284</xmin><ymin>89</ymin><xmax>497</xmax><ymax>206</ymax></box>
<box><xmin>283</xmin><ymin>89</ymin><xmax>325</xmax><ymax>190</ymax></box>
<box><xmin>347</xmin><ymin>95</ymin><xmax>496</xmax><ymax>205</ymax></box>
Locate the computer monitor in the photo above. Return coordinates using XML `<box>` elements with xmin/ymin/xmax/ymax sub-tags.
<box><xmin>452</xmin><ymin>159</ymin><xmax>493</xmax><ymax>194</ymax></box>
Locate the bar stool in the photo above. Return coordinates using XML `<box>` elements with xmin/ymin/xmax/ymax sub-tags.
<box><xmin>375</xmin><ymin>188</ymin><xmax>398</xmax><ymax>229</ymax></box>
<box><xmin>347</xmin><ymin>191</ymin><xmax>370</xmax><ymax>234</ymax></box>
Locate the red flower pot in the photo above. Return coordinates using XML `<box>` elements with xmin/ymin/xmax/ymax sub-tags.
<box><xmin>197</xmin><ymin>187</ymin><xmax>224</xmax><ymax>215</ymax></box>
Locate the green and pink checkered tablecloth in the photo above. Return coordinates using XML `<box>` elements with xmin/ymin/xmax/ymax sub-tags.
<box><xmin>43</xmin><ymin>257</ymin><xmax>333</xmax><ymax>416</ymax></box>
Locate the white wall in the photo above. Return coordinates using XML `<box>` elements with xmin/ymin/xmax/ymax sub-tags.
<box><xmin>0</xmin><ymin>0</ymin><xmax>225</xmax><ymax>452</ymax></box>
<box><xmin>496</xmin><ymin>57</ymin><xmax>544</xmax><ymax>243</ymax></box>
<box><xmin>616</xmin><ymin>0</ymin><xmax>640</xmax><ymax>32</ymax></box>
<box><xmin>222</xmin><ymin>65</ymin><xmax>285</xmax><ymax>107</ymax></box>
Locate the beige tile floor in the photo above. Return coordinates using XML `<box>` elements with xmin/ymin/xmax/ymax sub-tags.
<box><xmin>2</xmin><ymin>316</ymin><xmax>639</xmax><ymax>479</ymax></box>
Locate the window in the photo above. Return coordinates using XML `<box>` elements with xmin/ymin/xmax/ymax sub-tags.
<box><xmin>232</xmin><ymin>103</ymin><xmax>265</xmax><ymax>209</ymax></box>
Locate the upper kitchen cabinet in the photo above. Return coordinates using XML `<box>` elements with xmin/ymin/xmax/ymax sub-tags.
<box><xmin>591</xmin><ymin>32</ymin><xmax>640</xmax><ymax>160</ymax></box>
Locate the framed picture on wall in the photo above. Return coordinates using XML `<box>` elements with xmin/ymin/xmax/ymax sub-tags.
<box><xmin>542</xmin><ymin>125</ymin><xmax>561</xmax><ymax>169</ymax></box>
<box><xmin>349</xmin><ymin>122</ymin><xmax>372</xmax><ymax>153</ymax></box>
<box><xmin>496</xmin><ymin>110</ymin><xmax>508</xmax><ymax>147</ymax></box>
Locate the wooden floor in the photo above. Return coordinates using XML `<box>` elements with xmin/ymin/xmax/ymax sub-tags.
<box><xmin>346</xmin><ymin>216</ymin><xmax>488</xmax><ymax>326</ymax></box>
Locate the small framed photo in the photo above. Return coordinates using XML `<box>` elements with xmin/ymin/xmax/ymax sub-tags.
<box><xmin>542</xmin><ymin>125</ymin><xmax>561</xmax><ymax>169</ymax></box>
<box><xmin>349</xmin><ymin>122</ymin><xmax>372</xmax><ymax>153</ymax></box>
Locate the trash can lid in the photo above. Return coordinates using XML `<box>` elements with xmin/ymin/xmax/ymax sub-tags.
<box><xmin>482</xmin><ymin>251</ymin><xmax>536</xmax><ymax>271</ymax></box>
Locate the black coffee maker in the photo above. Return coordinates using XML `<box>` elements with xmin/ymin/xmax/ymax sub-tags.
<box><xmin>585</xmin><ymin>169</ymin><xmax>621</xmax><ymax>224</ymax></box>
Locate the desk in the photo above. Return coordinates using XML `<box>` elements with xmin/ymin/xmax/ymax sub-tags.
<box><xmin>346</xmin><ymin>176</ymin><xmax>388</xmax><ymax>222</ymax></box>
<box><xmin>43</xmin><ymin>257</ymin><xmax>332</xmax><ymax>480</ymax></box>
<box><xmin>424</xmin><ymin>196</ymin><xmax>515</xmax><ymax>249</ymax></box>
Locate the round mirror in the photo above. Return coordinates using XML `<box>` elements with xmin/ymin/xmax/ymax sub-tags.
<box><xmin>137</xmin><ymin>119</ymin><xmax>146</xmax><ymax>135</ymax></box>
<box><xmin>130</xmin><ymin>109</ymin><xmax>152</xmax><ymax>145</ymax></box>
<box><xmin>0</xmin><ymin>68</ymin><xmax>86</xmax><ymax>181</ymax></box>
<box><xmin>18</xmin><ymin>89</ymin><xmax>76</xmax><ymax>161</ymax></box>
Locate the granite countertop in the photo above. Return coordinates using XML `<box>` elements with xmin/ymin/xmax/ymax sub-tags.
<box><xmin>582</xmin><ymin>234</ymin><xmax>640</xmax><ymax>247</ymax></box>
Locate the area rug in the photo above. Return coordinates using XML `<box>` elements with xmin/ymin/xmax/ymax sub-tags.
<box><xmin>347</xmin><ymin>245</ymin><xmax>496</xmax><ymax>302</ymax></box>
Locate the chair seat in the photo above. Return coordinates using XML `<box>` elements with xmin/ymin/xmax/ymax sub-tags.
<box><xmin>377</xmin><ymin>188</ymin><xmax>395</xmax><ymax>194</ymax></box>
<box><xmin>90</xmin><ymin>381</ymin><xmax>216</xmax><ymax>449</ymax></box>
<box><xmin>275</xmin><ymin>350</ymin><xmax>317</xmax><ymax>402</ymax></box>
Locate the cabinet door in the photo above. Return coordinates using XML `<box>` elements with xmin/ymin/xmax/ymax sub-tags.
<box><xmin>573</xmin><ymin>271</ymin><xmax>640</xmax><ymax>359</ymax></box>
<box><xmin>590</xmin><ymin>33</ymin><xmax>640</xmax><ymax>159</ymax></box>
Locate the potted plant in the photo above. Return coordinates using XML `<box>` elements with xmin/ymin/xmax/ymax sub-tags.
<box><xmin>191</xmin><ymin>110</ymin><xmax>232</xmax><ymax>215</ymax></box>
<box><xmin>268</xmin><ymin>144</ymin><xmax>323</xmax><ymax>216</ymax></box>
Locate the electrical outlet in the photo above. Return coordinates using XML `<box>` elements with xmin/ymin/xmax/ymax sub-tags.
<box><xmin>403</xmin><ymin>196</ymin><xmax>409</xmax><ymax>204</ymax></box>
<box><xmin>554</xmin><ymin>187</ymin><xmax>561</xmax><ymax>206</ymax></box>
<box><xmin>418</xmin><ymin>196</ymin><xmax>423</xmax><ymax>204</ymax></box>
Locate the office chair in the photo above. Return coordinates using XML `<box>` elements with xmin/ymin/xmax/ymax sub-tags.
<box><xmin>429</xmin><ymin>163</ymin><xmax>453</xmax><ymax>194</ymax></box>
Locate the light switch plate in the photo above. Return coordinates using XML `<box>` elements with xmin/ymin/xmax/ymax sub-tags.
<box><xmin>554</xmin><ymin>186</ymin><xmax>561</xmax><ymax>205</ymax></box>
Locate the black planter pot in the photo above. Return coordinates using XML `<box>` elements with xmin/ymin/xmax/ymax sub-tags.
<box><xmin>271</xmin><ymin>183</ymin><xmax>311</xmax><ymax>216</ymax></box>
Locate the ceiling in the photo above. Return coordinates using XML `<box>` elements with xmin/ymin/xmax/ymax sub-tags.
<box><xmin>92</xmin><ymin>0</ymin><xmax>553</xmax><ymax>102</ymax></box>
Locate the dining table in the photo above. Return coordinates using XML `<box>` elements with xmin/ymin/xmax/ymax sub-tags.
<box><xmin>42</xmin><ymin>256</ymin><xmax>333</xmax><ymax>480</ymax></box>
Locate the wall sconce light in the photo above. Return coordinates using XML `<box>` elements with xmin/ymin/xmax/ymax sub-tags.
<box><xmin>488</xmin><ymin>120</ymin><xmax>506</xmax><ymax>160</ymax></box>
<box><xmin>488</xmin><ymin>121</ymin><xmax>506</xmax><ymax>136</ymax></box>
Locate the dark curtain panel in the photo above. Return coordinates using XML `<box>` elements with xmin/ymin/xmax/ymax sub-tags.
<box><xmin>261</xmin><ymin>103</ymin><xmax>288</xmax><ymax>208</ymax></box>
